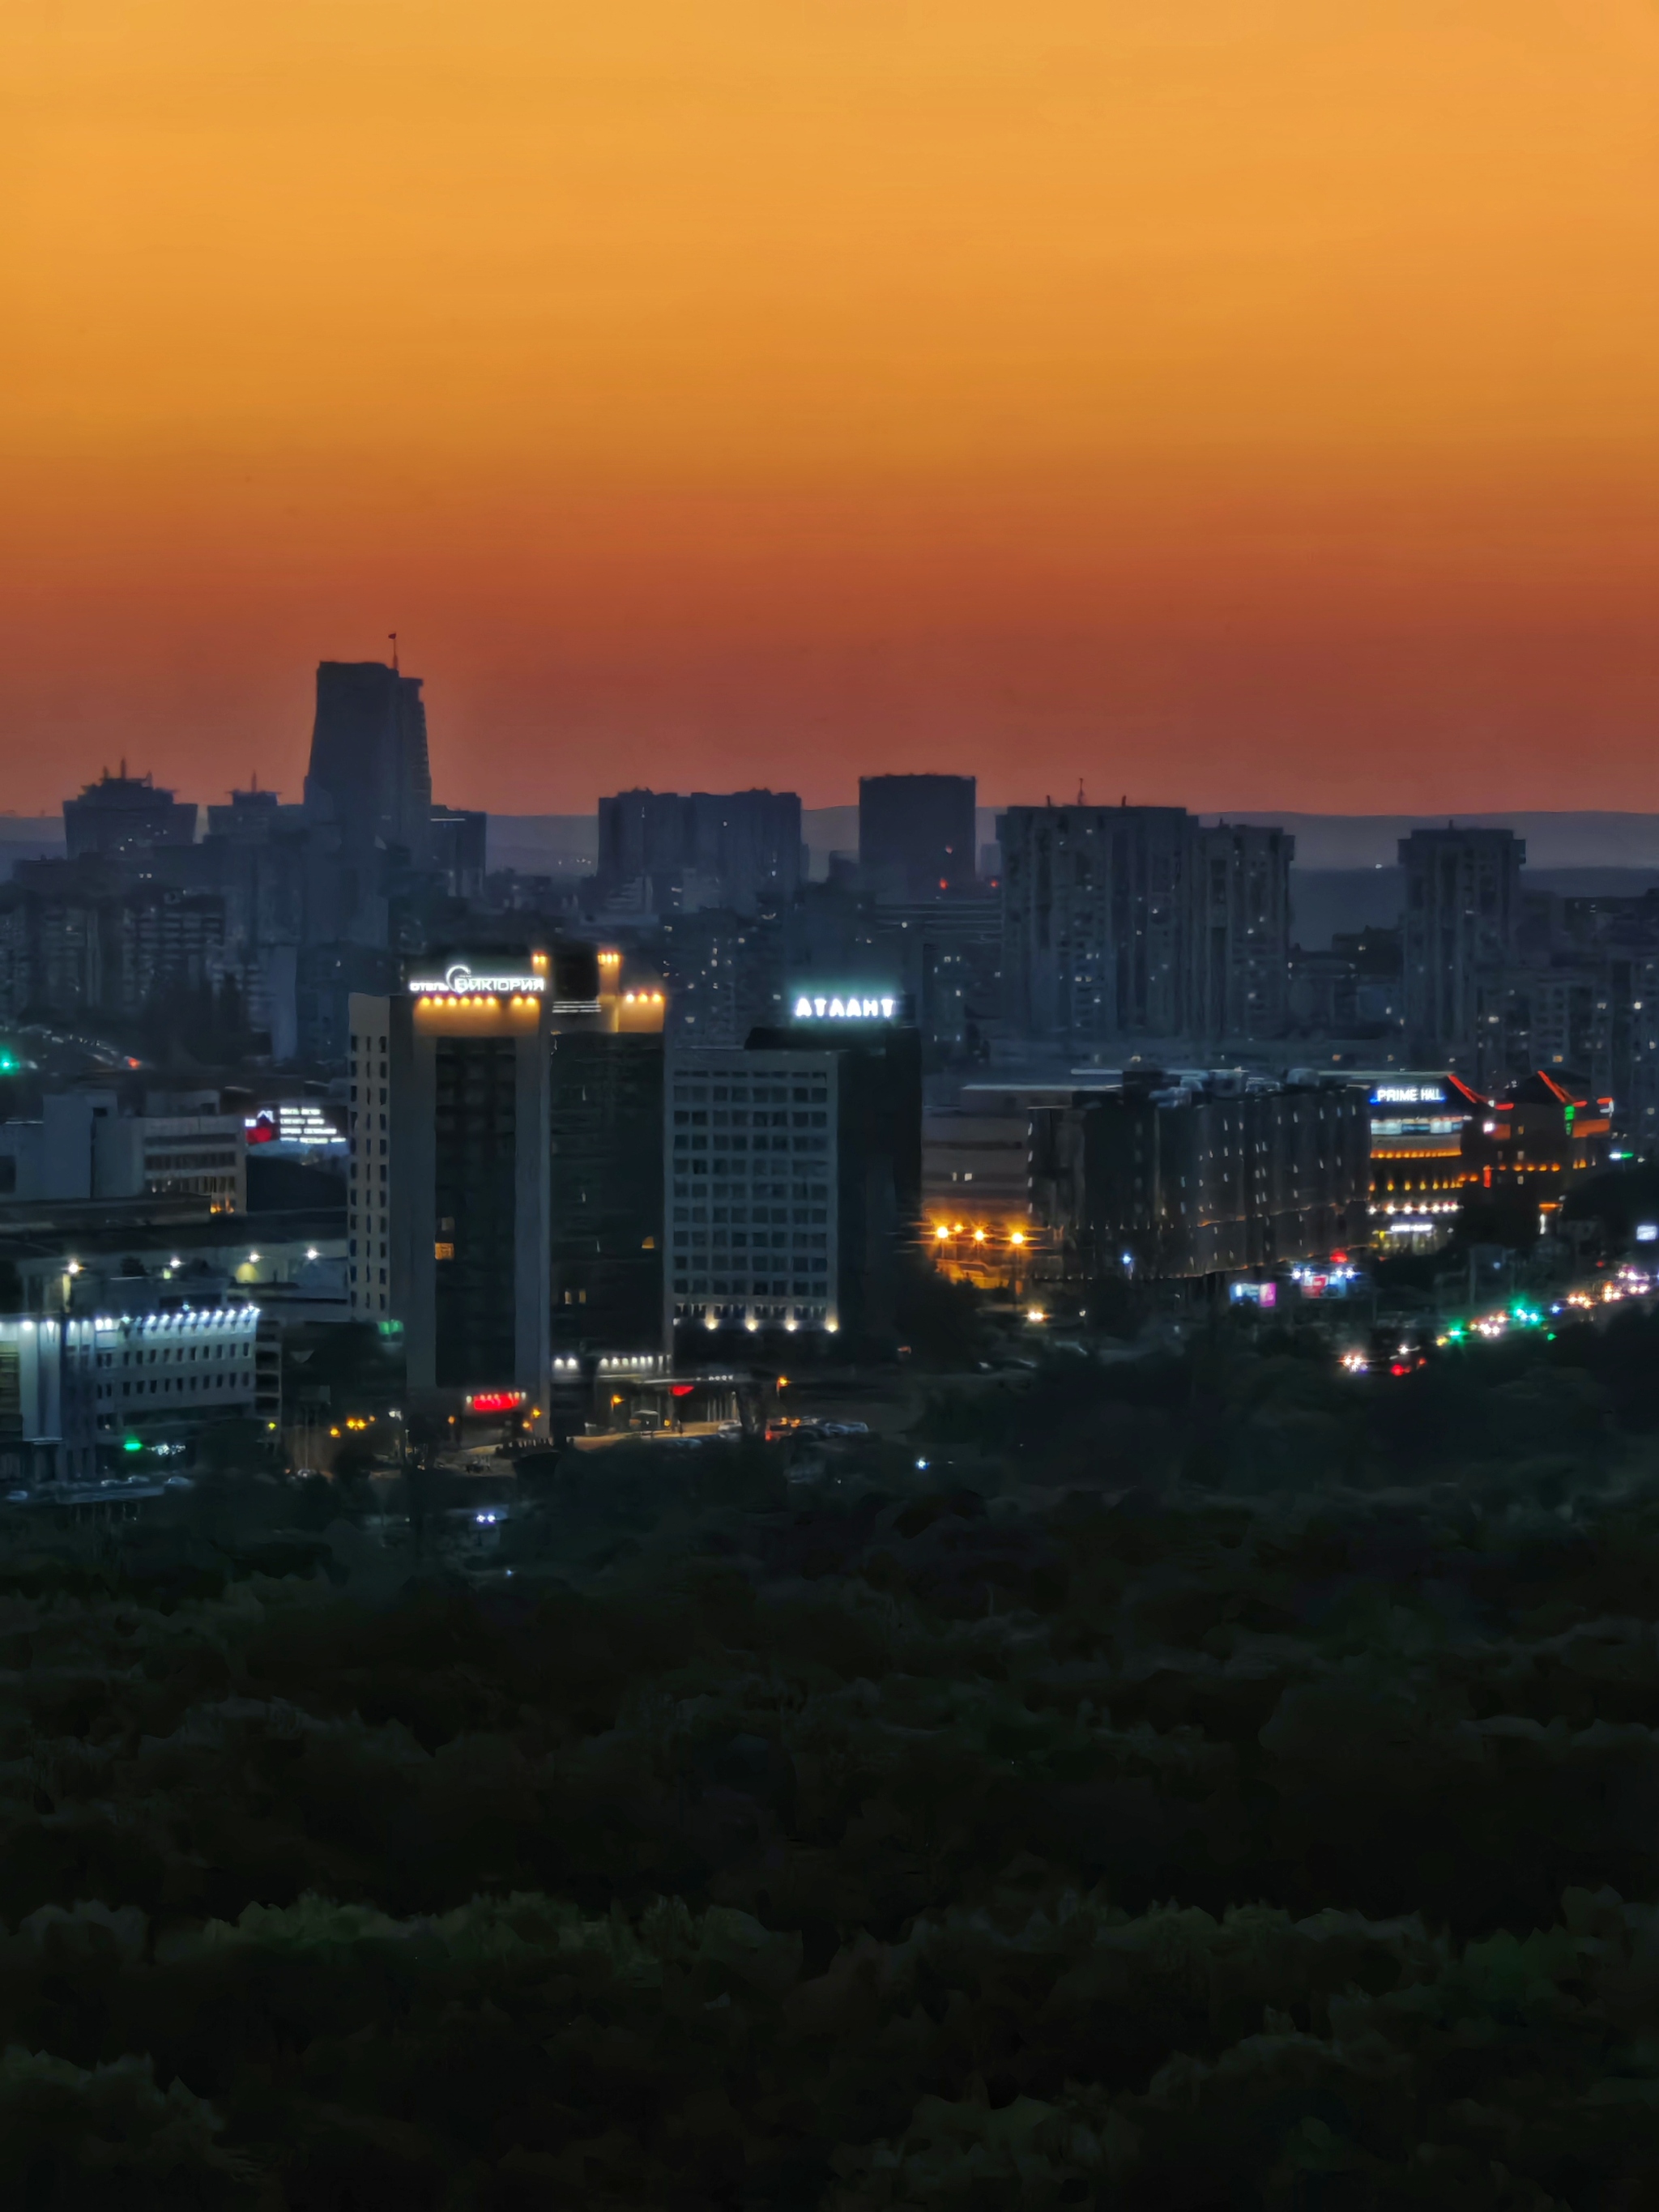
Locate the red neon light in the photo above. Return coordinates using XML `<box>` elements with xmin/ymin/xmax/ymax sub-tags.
<box><xmin>467</xmin><ymin>1391</ymin><xmax>523</xmax><ymax>1414</ymax></box>
<box><xmin>670</xmin><ymin>1383</ymin><xmax>694</xmax><ymax>1397</ymax></box>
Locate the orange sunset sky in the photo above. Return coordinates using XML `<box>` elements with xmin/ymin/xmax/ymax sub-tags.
<box><xmin>6</xmin><ymin>0</ymin><xmax>1659</xmax><ymax>816</ymax></box>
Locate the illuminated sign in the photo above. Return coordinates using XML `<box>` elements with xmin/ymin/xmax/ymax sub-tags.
<box><xmin>1638</xmin><ymin>1224</ymin><xmax>1658</xmax><ymax>1244</ymax></box>
<box><xmin>792</xmin><ymin>992</ymin><xmax>898</xmax><ymax>1021</ymax></box>
<box><xmin>408</xmin><ymin>961</ymin><xmax>545</xmax><ymax>997</ymax></box>
<box><xmin>1371</xmin><ymin>1084</ymin><xmax>1446</xmax><ymax>1106</ymax></box>
<box><xmin>465</xmin><ymin>1390</ymin><xmax>524</xmax><ymax>1415</ymax></box>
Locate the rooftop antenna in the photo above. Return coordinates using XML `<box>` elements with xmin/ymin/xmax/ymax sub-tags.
<box><xmin>1077</xmin><ymin>779</ymin><xmax>1086</xmax><ymax>805</ymax></box>
<box><xmin>389</xmin><ymin>632</ymin><xmax>399</xmax><ymax>673</ymax></box>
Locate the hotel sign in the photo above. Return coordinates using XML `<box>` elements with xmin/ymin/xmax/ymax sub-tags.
<box><xmin>408</xmin><ymin>961</ymin><xmax>545</xmax><ymax>997</ymax></box>
<box><xmin>792</xmin><ymin>991</ymin><xmax>898</xmax><ymax>1021</ymax></box>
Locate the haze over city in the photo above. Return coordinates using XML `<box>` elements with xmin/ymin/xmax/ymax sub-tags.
<box><xmin>8</xmin><ymin>0</ymin><xmax>1659</xmax><ymax>813</ymax></box>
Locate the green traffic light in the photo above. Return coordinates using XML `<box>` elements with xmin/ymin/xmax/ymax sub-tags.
<box><xmin>122</xmin><ymin>1434</ymin><xmax>143</xmax><ymax>1454</ymax></box>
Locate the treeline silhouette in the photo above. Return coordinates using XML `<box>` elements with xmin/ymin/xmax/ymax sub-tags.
<box><xmin>6</xmin><ymin>1313</ymin><xmax>1659</xmax><ymax>2204</ymax></box>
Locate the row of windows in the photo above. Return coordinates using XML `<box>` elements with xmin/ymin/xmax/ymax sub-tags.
<box><xmin>672</xmin><ymin>1085</ymin><xmax>825</xmax><ymax>1105</ymax></box>
<box><xmin>674</xmin><ymin>1204</ymin><xmax>825</xmax><ymax>1224</ymax></box>
<box><xmin>673</xmin><ymin>1274</ymin><xmax>827</xmax><ymax>1295</ymax></box>
<box><xmin>673</xmin><ymin>1134</ymin><xmax>829</xmax><ymax>1154</ymax></box>
<box><xmin>102</xmin><ymin>1372</ymin><xmax>252</xmax><ymax>1399</ymax></box>
<box><xmin>673</xmin><ymin>1301</ymin><xmax>827</xmax><ymax>1320</ymax></box>
<box><xmin>674</xmin><ymin>1230</ymin><xmax>827</xmax><ymax>1251</ymax></box>
<box><xmin>673</xmin><ymin>1109</ymin><xmax>826</xmax><ymax>1129</ymax></box>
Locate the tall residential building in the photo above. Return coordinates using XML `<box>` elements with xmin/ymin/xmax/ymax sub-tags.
<box><xmin>348</xmin><ymin>957</ymin><xmax>552</xmax><ymax>1427</ymax></box>
<box><xmin>664</xmin><ymin>1008</ymin><xmax>921</xmax><ymax>1353</ymax></box>
<box><xmin>872</xmin><ymin>899</ymin><xmax>1004</xmax><ymax>1063</ymax></box>
<box><xmin>596</xmin><ymin>789</ymin><xmax>802</xmax><ymax>914</ymax></box>
<box><xmin>64</xmin><ymin>769</ymin><xmax>196</xmax><ymax>861</ymax></box>
<box><xmin>305</xmin><ymin>660</ymin><xmax>433</xmax><ymax>866</ymax></box>
<box><xmin>1188</xmin><ymin>824</ymin><xmax>1294</xmax><ymax>1043</ymax></box>
<box><xmin>998</xmin><ymin>803</ymin><xmax>1195</xmax><ymax>1047</ymax></box>
<box><xmin>1400</xmin><ymin>827</ymin><xmax>1525</xmax><ymax>1072</ymax></box>
<box><xmin>659</xmin><ymin>907</ymin><xmax>784</xmax><ymax>1046</ymax></box>
<box><xmin>859</xmin><ymin>774</ymin><xmax>976</xmax><ymax>901</ymax></box>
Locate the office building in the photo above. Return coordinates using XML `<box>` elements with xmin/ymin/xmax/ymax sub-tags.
<box><xmin>1029</xmin><ymin>1072</ymin><xmax>1370</xmax><ymax>1281</ymax></box>
<box><xmin>0</xmin><ymin>1091</ymin><xmax>246</xmax><ymax>1212</ymax></box>
<box><xmin>549</xmin><ymin>1029</ymin><xmax>665</xmax><ymax>1358</ymax></box>
<box><xmin>349</xmin><ymin>955</ymin><xmax>553</xmax><ymax>1425</ymax></box>
<box><xmin>665</xmin><ymin>1004</ymin><xmax>921</xmax><ymax>1351</ymax></box>
<box><xmin>859</xmin><ymin>774</ymin><xmax>976</xmax><ymax>901</ymax></box>
<box><xmin>0</xmin><ymin>1302</ymin><xmax>279</xmax><ymax>1489</ymax></box>
<box><xmin>999</xmin><ymin>803</ymin><xmax>1195</xmax><ymax>1047</ymax></box>
<box><xmin>596</xmin><ymin>789</ymin><xmax>802</xmax><ymax>915</ymax></box>
<box><xmin>305</xmin><ymin>659</ymin><xmax>433</xmax><ymax>866</ymax></box>
<box><xmin>1400</xmin><ymin>826</ymin><xmax>1524</xmax><ymax>1071</ymax></box>
<box><xmin>64</xmin><ymin>768</ymin><xmax>196</xmax><ymax>861</ymax></box>
<box><xmin>1188</xmin><ymin>824</ymin><xmax>1294</xmax><ymax>1043</ymax></box>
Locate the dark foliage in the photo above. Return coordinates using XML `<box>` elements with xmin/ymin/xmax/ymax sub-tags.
<box><xmin>3</xmin><ymin>1323</ymin><xmax>1659</xmax><ymax>2204</ymax></box>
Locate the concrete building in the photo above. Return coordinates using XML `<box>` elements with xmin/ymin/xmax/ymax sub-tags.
<box><xmin>1188</xmin><ymin>823</ymin><xmax>1294</xmax><ymax>1044</ymax></box>
<box><xmin>665</xmin><ymin>1007</ymin><xmax>921</xmax><ymax>1353</ymax></box>
<box><xmin>659</xmin><ymin>908</ymin><xmax>784</xmax><ymax>1046</ymax></box>
<box><xmin>999</xmin><ymin>803</ymin><xmax>1196</xmax><ymax>1049</ymax></box>
<box><xmin>549</xmin><ymin>1029</ymin><xmax>665</xmax><ymax>1357</ymax></box>
<box><xmin>1400</xmin><ymin>826</ymin><xmax>1525</xmax><ymax>1072</ymax></box>
<box><xmin>0</xmin><ymin>1302</ymin><xmax>279</xmax><ymax>1489</ymax></box>
<box><xmin>64</xmin><ymin>768</ymin><xmax>195</xmax><ymax>861</ymax></box>
<box><xmin>872</xmin><ymin>898</ymin><xmax>1004</xmax><ymax>1063</ymax></box>
<box><xmin>858</xmin><ymin>774</ymin><xmax>976</xmax><ymax>901</ymax></box>
<box><xmin>596</xmin><ymin>789</ymin><xmax>803</xmax><ymax>915</ymax></box>
<box><xmin>0</xmin><ymin>1093</ymin><xmax>245</xmax><ymax>1212</ymax></box>
<box><xmin>348</xmin><ymin>957</ymin><xmax>553</xmax><ymax>1428</ymax></box>
<box><xmin>1030</xmin><ymin>1072</ymin><xmax>1371</xmax><ymax>1282</ymax></box>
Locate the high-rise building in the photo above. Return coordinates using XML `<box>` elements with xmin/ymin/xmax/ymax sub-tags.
<box><xmin>549</xmin><ymin>1029</ymin><xmax>665</xmax><ymax>1357</ymax></box>
<box><xmin>64</xmin><ymin>769</ymin><xmax>196</xmax><ymax>861</ymax></box>
<box><xmin>596</xmin><ymin>789</ymin><xmax>802</xmax><ymax>914</ymax></box>
<box><xmin>305</xmin><ymin>660</ymin><xmax>433</xmax><ymax>867</ymax></box>
<box><xmin>664</xmin><ymin>1004</ymin><xmax>921</xmax><ymax>1353</ymax></box>
<box><xmin>871</xmin><ymin>900</ymin><xmax>1004</xmax><ymax>1063</ymax></box>
<box><xmin>348</xmin><ymin>956</ymin><xmax>553</xmax><ymax>1429</ymax></box>
<box><xmin>429</xmin><ymin>807</ymin><xmax>488</xmax><ymax>902</ymax></box>
<box><xmin>1400</xmin><ymin>826</ymin><xmax>1524</xmax><ymax>1072</ymax></box>
<box><xmin>659</xmin><ymin>908</ymin><xmax>784</xmax><ymax>1045</ymax></box>
<box><xmin>998</xmin><ymin>803</ymin><xmax>1195</xmax><ymax>1047</ymax></box>
<box><xmin>859</xmin><ymin>774</ymin><xmax>976</xmax><ymax>901</ymax></box>
<box><xmin>1188</xmin><ymin>824</ymin><xmax>1294</xmax><ymax>1043</ymax></box>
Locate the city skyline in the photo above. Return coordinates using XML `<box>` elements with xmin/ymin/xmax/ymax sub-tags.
<box><xmin>6</xmin><ymin>2</ymin><xmax>1659</xmax><ymax>816</ymax></box>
